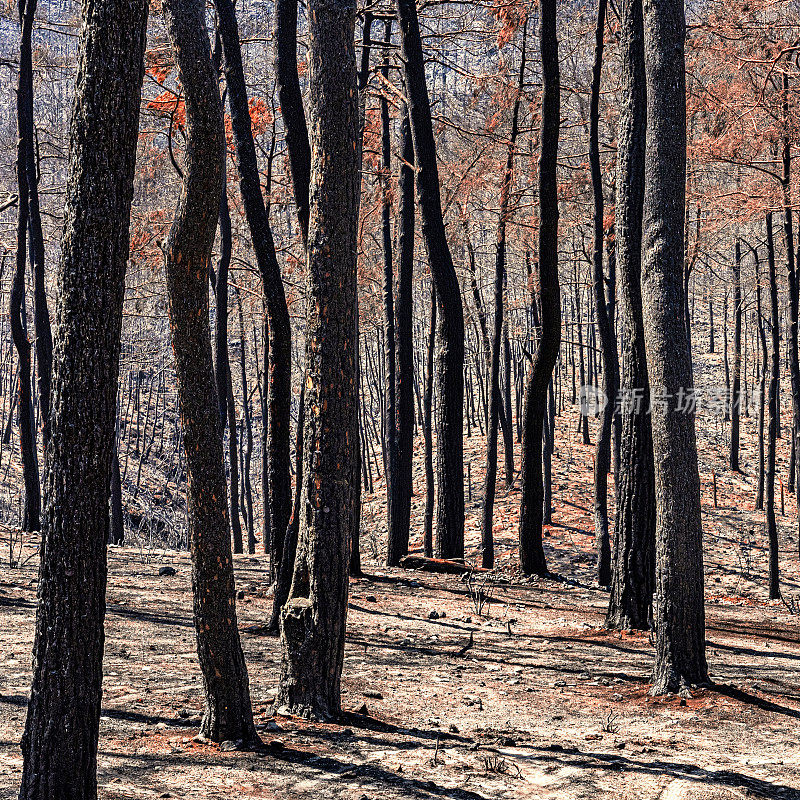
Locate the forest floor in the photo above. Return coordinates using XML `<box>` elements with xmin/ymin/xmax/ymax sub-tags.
<box><xmin>2</xmin><ymin>352</ymin><xmax>800</xmax><ymax>798</ymax></box>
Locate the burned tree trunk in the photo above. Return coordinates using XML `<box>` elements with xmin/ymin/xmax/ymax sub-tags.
<box><xmin>606</xmin><ymin>0</ymin><xmax>655</xmax><ymax>631</ymax></box>
<box><xmin>391</xmin><ymin>100</ymin><xmax>416</xmax><ymax>563</ymax></box>
<box><xmin>756</xmin><ymin>250</ymin><xmax>767</xmax><ymax>511</ymax></box>
<box><xmin>519</xmin><ymin>0</ymin><xmax>561</xmax><ymax>576</ymax></box>
<box><xmin>19</xmin><ymin>0</ymin><xmax>148</xmax><ymax>794</ymax></box>
<box><xmin>18</xmin><ymin>0</ymin><xmax>53</xmax><ymax>445</ymax></box>
<box><xmin>163</xmin><ymin>0</ymin><xmax>258</xmax><ymax>744</ymax></box>
<box><xmin>765</xmin><ymin>213</ymin><xmax>781</xmax><ymax>600</ymax></box>
<box><xmin>589</xmin><ymin>0</ymin><xmax>619</xmax><ymax>588</ymax></box>
<box><xmin>275</xmin><ymin>0</ymin><xmax>311</xmax><ymax>243</ymax></box>
<box><xmin>481</xmin><ymin>20</ymin><xmax>526</xmax><ymax>569</ymax></box>
<box><xmin>11</xmin><ymin>131</ymin><xmax>40</xmax><ymax>532</ymax></box>
<box><xmin>730</xmin><ymin>240</ymin><xmax>742</xmax><ymax>472</ymax></box>
<box><xmin>397</xmin><ymin>0</ymin><xmax>465</xmax><ymax>559</ymax></box>
<box><xmin>216</xmin><ymin>0</ymin><xmax>292</xmax><ymax>575</ymax></box>
<box><xmin>641</xmin><ymin>0</ymin><xmax>708</xmax><ymax>693</ymax></box>
<box><xmin>277</xmin><ymin>0</ymin><xmax>359</xmax><ymax>720</ymax></box>
<box><xmin>423</xmin><ymin>285</ymin><xmax>436</xmax><ymax>558</ymax></box>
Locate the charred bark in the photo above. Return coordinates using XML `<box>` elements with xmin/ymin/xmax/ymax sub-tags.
<box><xmin>277</xmin><ymin>0</ymin><xmax>359</xmax><ymax>720</ymax></box>
<box><xmin>397</xmin><ymin>0</ymin><xmax>465</xmax><ymax>558</ymax></box>
<box><xmin>216</xmin><ymin>0</ymin><xmax>292</xmax><ymax>575</ymax></box>
<box><xmin>163</xmin><ymin>0</ymin><xmax>258</xmax><ymax>744</ymax></box>
<box><xmin>519</xmin><ymin>0</ymin><xmax>561</xmax><ymax>577</ymax></box>
<box><xmin>606</xmin><ymin>0</ymin><xmax>655</xmax><ymax>631</ymax></box>
<box><xmin>19</xmin><ymin>1</ymin><xmax>148</xmax><ymax>794</ymax></box>
<box><xmin>641</xmin><ymin>0</ymin><xmax>708</xmax><ymax>693</ymax></box>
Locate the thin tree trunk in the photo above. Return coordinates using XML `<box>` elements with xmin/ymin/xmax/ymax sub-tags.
<box><xmin>381</xmin><ymin>20</ymin><xmax>402</xmax><ymax>566</ymax></box>
<box><xmin>227</xmin><ymin>364</ymin><xmax>242</xmax><ymax>554</ymax></box>
<box><xmin>397</xmin><ymin>0</ymin><xmax>465</xmax><ymax>558</ymax></box>
<box><xmin>423</xmin><ymin>285</ymin><xmax>436</xmax><ymax>557</ymax></box>
<box><xmin>782</xmin><ymin>73</ymin><xmax>800</xmax><ymax>555</ymax></box>
<box><xmin>109</xmin><ymin>437</ymin><xmax>124</xmax><ymax>545</ymax></box>
<box><xmin>18</xmin><ymin>0</ymin><xmax>53</xmax><ymax>445</ymax></box>
<box><xmin>19</xmin><ymin>1</ymin><xmax>148</xmax><ymax>794</ymax></box>
<box><xmin>275</xmin><ymin>0</ymin><xmax>311</xmax><ymax>243</ymax></box>
<box><xmin>519</xmin><ymin>0</ymin><xmax>561</xmax><ymax>576</ymax></box>
<box><xmin>11</xmin><ymin>132</ymin><xmax>39</xmax><ymax>532</ymax></box>
<box><xmin>216</xmin><ymin>0</ymin><xmax>292</xmax><ymax>577</ymax></box>
<box><xmin>589</xmin><ymin>0</ymin><xmax>618</xmax><ymax>587</ymax></box>
<box><xmin>756</xmin><ymin>252</ymin><xmax>767</xmax><ymax>511</ymax></box>
<box><xmin>391</xmin><ymin>98</ymin><xmax>416</xmax><ymax>564</ymax></box>
<box><xmin>765</xmin><ymin>213</ymin><xmax>781</xmax><ymax>600</ymax></box>
<box><xmin>730</xmin><ymin>240</ymin><xmax>742</xmax><ymax>471</ymax></box>
<box><xmin>481</xmin><ymin>19</ymin><xmax>526</xmax><ymax>569</ymax></box>
<box><xmin>267</xmin><ymin>381</ymin><xmax>304</xmax><ymax>633</ymax></box>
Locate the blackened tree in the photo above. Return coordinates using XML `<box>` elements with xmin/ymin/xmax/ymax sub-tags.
<box><xmin>19</xmin><ymin>0</ymin><xmax>148</xmax><ymax>794</ymax></box>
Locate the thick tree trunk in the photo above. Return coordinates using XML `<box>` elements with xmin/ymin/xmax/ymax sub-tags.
<box><xmin>277</xmin><ymin>0</ymin><xmax>359</xmax><ymax>719</ymax></box>
<box><xmin>481</xmin><ymin>20</ymin><xmax>526</xmax><ymax>570</ymax></box>
<box><xmin>19</xmin><ymin>1</ymin><xmax>148</xmax><ymax>795</ymax></box>
<box><xmin>519</xmin><ymin>0</ymin><xmax>561</xmax><ymax>576</ymax></box>
<box><xmin>216</xmin><ymin>0</ymin><xmax>292</xmax><ymax>574</ymax></box>
<box><xmin>606</xmin><ymin>0</ymin><xmax>655</xmax><ymax>631</ymax></box>
<box><xmin>730</xmin><ymin>240</ymin><xmax>742</xmax><ymax>471</ymax></box>
<box><xmin>162</xmin><ymin>0</ymin><xmax>258</xmax><ymax>744</ymax></box>
<box><xmin>765</xmin><ymin>213</ymin><xmax>781</xmax><ymax>600</ymax></box>
<box><xmin>641</xmin><ymin>0</ymin><xmax>708</xmax><ymax>693</ymax></box>
<box><xmin>589</xmin><ymin>0</ymin><xmax>619</xmax><ymax>588</ymax></box>
<box><xmin>397</xmin><ymin>0</ymin><xmax>465</xmax><ymax>559</ymax></box>
<box><xmin>392</xmin><ymin>100</ymin><xmax>416</xmax><ymax>563</ymax></box>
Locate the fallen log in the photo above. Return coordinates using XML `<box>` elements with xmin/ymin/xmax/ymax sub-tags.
<box><xmin>398</xmin><ymin>555</ymin><xmax>488</xmax><ymax>575</ymax></box>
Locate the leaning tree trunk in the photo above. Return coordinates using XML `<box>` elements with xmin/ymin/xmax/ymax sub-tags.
<box><xmin>606</xmin><ymin>0</ymin><xmax>655</xmax><ymax>631</ymax></box>
<box><xmin>277</xmin><ymin>0</ymin><xmax>359</xmax><ymax>720</ymax></box>
<box><xmin>397</xmin><ymin>0</ymin><xmax>465</xmax><ymax>559</ymax></box>
<box><xmin>216</xmin><ymin>0</ymin><xmax>292</xmax><ymax>574</ymax></box>
<box><xmin>641</xmin><ymin>0</ymin><xmax>708</xmax><ymax>693</ymax></box>
<box><xmin>589</xmin><ymin>0</ymin><xmax>619</xmax><ymax>588</ymax></box>
<box><xmin>765</xmin><ymin>213</ymin><xmax>781</xmax><ymax>600</ymax></box>
<box><xmin>519</xmin><ymin>0</ymin><xmax>561</xmax><ymax>576</ymax></box>
<box><xmin>19</xmin><ymin>0</ymin><xmax>148</xmax><ymax>795</ymax></box>
<box><xmin>481</xmin><ymin>19</ymin><xmax>526</xmax><ymax>569</ymax></box>
<box><xmin>162</xmin><ymin>0</ymin><xmax>258</xmax><ymax>744</ymax></box>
